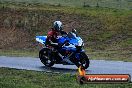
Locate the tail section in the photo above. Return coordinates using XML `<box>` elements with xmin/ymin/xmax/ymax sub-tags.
<box><xmin>36</xmin><ymin>36</ymin><xmax>47</xmax><ymax>44</ymax></box>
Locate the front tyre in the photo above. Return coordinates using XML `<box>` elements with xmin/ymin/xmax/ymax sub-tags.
<box><xmin>77</xmin><ymin>52</ymin><xmax>90</xmax><ymax>69</ymax></box>
<box><xmin>39</xmin><ymin>48</ymin><xmax>54</xmax><ymax>67</ymax></box>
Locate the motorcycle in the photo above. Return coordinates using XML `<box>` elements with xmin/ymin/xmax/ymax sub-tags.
<box><xmin>36</xmin><ymin>30</ymin><xmax>90</xmax><ymax>69</ymax></box>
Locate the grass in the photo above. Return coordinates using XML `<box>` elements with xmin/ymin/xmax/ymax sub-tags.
<box><xmin>0</xmin><ymin>49</ymin><xmax>38</xmax><ymax>57</ymax></box>
<box><xmin>1</xmin><ymin>0</ymin><xmax>132</xmax><ymax>9</ymax></box>
<box><xmin>86</xmin><ymin>49</ymin><xmax>132</xmax><ymax>62</ymax></box>
<box><xmin>0</xmin><ymin>67</ymin><xmax>132</xmax><ymax>88</ymax></box>
<box><xmin>1</xmin><ymin>1</ymin><xmax>131</xmax><ymax>16</ymax></box>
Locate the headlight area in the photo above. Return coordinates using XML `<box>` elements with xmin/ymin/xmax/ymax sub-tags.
<box><xmin>75</xmin><ymin>46</ymin><xmax>82</xmax><ymax>51</ymax></box>
<box><xmin>76</xmin><ymin>41</ymin><xmax>84</xmax><ymax>51</ymax></box>
<box><xmin>77</xmin><ymin>39</ymin><xmax>84</xmax><ymax>46</ymax></box>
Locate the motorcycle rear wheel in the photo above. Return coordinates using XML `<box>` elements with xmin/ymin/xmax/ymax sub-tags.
<box><xmin>39</xmin><ymin>48</ymin><xmax>54</xmax><ymax>67</ymax></box>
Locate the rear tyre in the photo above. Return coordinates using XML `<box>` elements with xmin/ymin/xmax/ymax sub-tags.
<box><xmin>39</xmin><ymin>48</ymin><xmax>54</xmax><ymax>67</ymax></box>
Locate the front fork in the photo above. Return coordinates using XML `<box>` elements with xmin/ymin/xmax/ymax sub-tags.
<box><xmin>71</xmin><ymin>50</ymin><xmax>86</xmax><ymax>68</ymax></box>
<box><xmin>67</xmin><ymin>51</ymin><xmax>81</xmax><ymax>68</ymax></box>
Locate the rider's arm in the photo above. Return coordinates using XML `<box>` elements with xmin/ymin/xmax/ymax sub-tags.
<box><xmin>49</xmin><ymin>40</ymin><xmax>58</xmax><ymax>45</ymax></box>
<box><xmin>46</xmin><ymin>30</ymin><xmax>59</xmax><ymax>46</ymax></box>
<box><xmin>45</xmin><ymin>30</ymin><xmax>53</xmax><ymax>46</ymax></box>
<box><xmin>60</xmin><ymin>31</ymin><xmax>67</xmax><ymax>36</ymax></box>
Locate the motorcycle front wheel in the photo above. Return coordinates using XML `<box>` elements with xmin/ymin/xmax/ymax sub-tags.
<box><xmin>76</xmin><ymin>52</ymin><xmax>90</xmax><ymax>69</ymax></box>
<box><xmin>39</xmin><ymin>48</ymin><xmax>54</xmax><ymax>67</ymax></box>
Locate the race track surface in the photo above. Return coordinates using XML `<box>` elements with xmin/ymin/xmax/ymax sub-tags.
<box><xmin>0</xmin><ymin>56</ymin><xmax>132</xmax><ymax>80</ymax></box>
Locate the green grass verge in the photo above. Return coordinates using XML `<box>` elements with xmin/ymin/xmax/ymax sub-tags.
<box><xmin>0</xmin><ymin>49</ymin><xmax>38</xmax><ymax>57</ymax></box>
<box><xmin>1</xmin><ymin>0</ymin><xmax>132</xmax><ymax>9</ymax></box>
<box><xmin>87</xmin><ymin>50</ymin><xmax>132</xmax><ymax>62</ymax></box>
<box><xmin>0</xmin><ymin>67</ymin><xmax>132</xmax><ymax>88</ymax></box>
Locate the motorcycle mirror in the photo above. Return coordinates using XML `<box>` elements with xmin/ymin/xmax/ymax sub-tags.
<box><xmin>72</xmin><ymin>29</ymin><xmax>77</xmax><ymax>33</ymax></box>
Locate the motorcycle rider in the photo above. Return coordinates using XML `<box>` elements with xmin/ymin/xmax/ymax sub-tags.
<box><xmin>45</xmin><ymin>21</ymin><xmax>67</xmax><ymax>61</ymax></box>
<box><xmin>45</xmin><ymin>21</ymin><xmax>67</xmax><ymax>47</ymax></box>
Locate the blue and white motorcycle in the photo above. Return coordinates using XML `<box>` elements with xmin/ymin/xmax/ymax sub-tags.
<box><xmin>36</xmin><ymin>30</ymin><xmax>90</xmax><ymax>69</ymax></box>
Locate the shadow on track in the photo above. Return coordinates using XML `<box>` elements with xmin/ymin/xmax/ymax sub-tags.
<box><xmin>39</xmin><ymin>66</ymin><xmax>90</xmax><ymax>74</ymax></box>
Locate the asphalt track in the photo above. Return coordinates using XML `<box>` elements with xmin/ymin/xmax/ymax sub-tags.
<box><xmin>0</xmin><ymin>56</ymin><xmax>132</xmax><ymax>80</ymax></box>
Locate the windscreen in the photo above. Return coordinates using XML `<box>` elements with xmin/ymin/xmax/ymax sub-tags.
<box><xmin>67</xmin><ymin>32</ymin><xmax>77</xmax><ymax>39</ymax></box>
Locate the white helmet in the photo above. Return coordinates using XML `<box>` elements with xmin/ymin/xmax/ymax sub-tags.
<box><xmin>53</xmin><ymin>21</ymin><xmax>63</xmax><ymax>31</ymax></box>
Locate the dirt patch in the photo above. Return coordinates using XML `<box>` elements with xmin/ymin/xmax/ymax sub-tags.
<box><xmin>0</xmin><ymin>28</ymin><xmax>32</xmax><ymax>50</ymax></box>
<box><xmin>0</xmin><ymin>7</ymin><xmax>131</xmax><ymax>52</ymax></box>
